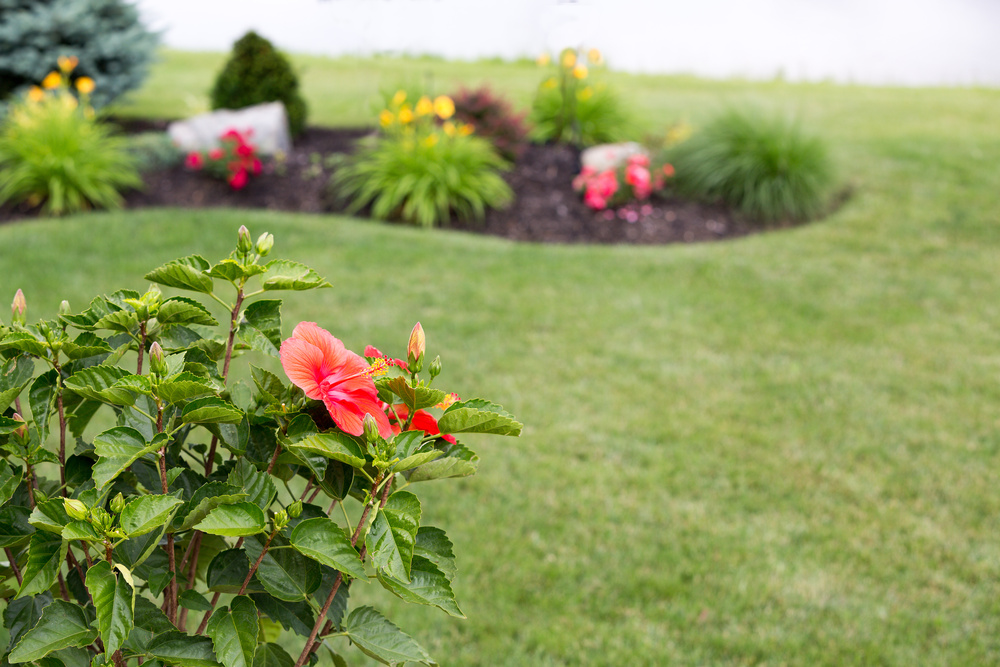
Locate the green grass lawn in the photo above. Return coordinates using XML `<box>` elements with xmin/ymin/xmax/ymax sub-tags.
<box><xmin>6</xmin><ymin>51</ymin><xmax>1000</xmax><ymax>665</ymax></box>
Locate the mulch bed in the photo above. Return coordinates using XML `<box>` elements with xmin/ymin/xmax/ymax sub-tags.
<box><xmin>0</xmin><ymin>120</ymin><xmax>764</xmax><ymax>244</ymax></box>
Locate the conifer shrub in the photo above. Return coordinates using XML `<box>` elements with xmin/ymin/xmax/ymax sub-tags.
<box><xmin>210</xmin><ymin>31</ymin><xmax>308</xmax><ymax>137</ymax></box>
<box><xmin>0</xmin><ymin>0</ymin><xmax>158</xmax><ymax>109</ymax></box>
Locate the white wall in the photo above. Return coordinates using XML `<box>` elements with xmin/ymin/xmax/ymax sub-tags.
<box><xmin>135</xmin><ymin>0</ymin><xmax>1000</xmax><ymax>86</ymax></box>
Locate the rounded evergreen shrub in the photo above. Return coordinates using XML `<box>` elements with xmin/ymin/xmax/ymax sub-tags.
<box><xmin>210</xmin><ymin>31</ymin><xmax>308</xmax><ymax>137</ymax></box>
<box><xmin>0</xmin><ymin>0</ymin><xmax>158</xmax><ymax>109</ymax></box>
<box><xmin>668</xmin><ymin>108</ymin><xmax>834</xmax><ymax>223</ymax></box>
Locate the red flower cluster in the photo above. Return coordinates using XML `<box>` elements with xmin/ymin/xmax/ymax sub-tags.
<box><xmin>185</xmin><ymin>128</ymin><xmax>263</xmax><ymax>190</ymax></box>
<box><xmin>573</xmin><ymin>154</ymin><xmax>675</xmax><ymax>211</ymax></box>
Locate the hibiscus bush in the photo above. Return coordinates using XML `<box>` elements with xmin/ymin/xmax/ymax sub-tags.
<box><xmin>184</xmin><ymin>129</ymin><xmax>263</xmax><ymax>190</ymax></box>
<box><xmin>0</xmin><ymin>226</ymin><xmax>520</xmax><ymax>666</ymax></box>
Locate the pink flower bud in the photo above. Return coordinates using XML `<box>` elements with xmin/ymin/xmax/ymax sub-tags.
<box><xmin>11</xmin><ymin>289</ymin><xmax>26</xmax><ymax>325</ymax></box>
<box><xmin>407</xmin><ymin>322</ymin><xmax>425</xmax><ymax>372</ymax></box>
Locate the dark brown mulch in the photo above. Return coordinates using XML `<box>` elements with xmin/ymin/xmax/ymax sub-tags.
<box><xmin>0</xmin><ymin>122</ymin><xmax>759</xmax><ymax>244</ymax></box>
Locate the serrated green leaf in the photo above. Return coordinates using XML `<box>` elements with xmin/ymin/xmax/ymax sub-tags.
<box><xmin>93</xmin><ymin>310</ymin><xmax>139</xmax><ymax>334</ymax></box>
<box><xmin>120</xmin><ymin>495</ymin><xmax>184</xmax><ymax>537</ymax></box>
<box><xmin>205</xmin><ymin>596</ymin><xmax>257</xmax><ymax>667</ymax></box>
<box><xmin>285</xmin><ymin>433</ymin><xmax>365</xmax><ymax>468</ymax></box>
<box><xmin>249</xmin><ymin>594</ymin><xmax>314</xmax><ymax>638</ymax></box>
<box><xmin>437</xmin><ymin>399</ymin><xmax>522</xmax><ymax>436</ymax></box>
<box><xmin>114</xmin><ymin>529</ymin><xmax>166</xmax><ymax>572</ymax></box>
<box><xmin>380</xmin><ymin>377</ymin><xmax>447</xmax><ymax>412</ymax></box>
<box><xmin>378</xmin><ymin>556</ymin><xmax>464</xmax><ymax>617</ymax></box>
<box><xmin>178</xmin><ymin>589</ymin><xmax>213</xmax><ymax>612</ymax></box>
<box><xmin>343</xmin><ymin>606</ymin><xmax>435</xmax><ymax>666</ymax></box>
<box><xmin>155</xmin><ymin>373</ymin><xmax>218</xmax><ymax>405</ymax></box>
<box><xmin>8</xmin><ymin>600</ymin><xmax>97</xmax><ymax>663</ymax></box>
<box><xmin>104</xmin><ymin>374</ymin><xmax>152</xmax><ymax>405</ymax></box>
<box><xmin>366</xmin><ymin>491</ymin><xmax>421</xmax><ymax>583</ymax></box>
<box><xmin>182</xmin><ymin>397</ymin><xmax>243</xmax><ymax>424</ymax></box>
<box><xmin>92</xmin><ymin>427</ymin><xmax>161</xmax><ymax>489</ymax></box>
<box><xmin>237</xmin><ymin>300</ymin><xmax>281</xmax><ymax>357</ymax></box>
<box><xmin>206</xmin><ymin>260</ymin><xmax>248</xmax><ymax>282</ymax></box>
<box><xmin>4</xmin><ymin>593</ymin><xmax>52</xmax><ymax>652</ymax></box>
<box><xmin>405</xmin><ymin>443</ymin><xmax>479</xmax><ymax>483</ymax></box>
<box><xmin>85</xmin><ymin>561</ymin><xmax>134</xmax><ymax>655</ymax></box>
<box><xmin>156</xmin><ymin>297</ymin><xmax>219</xmax><ymax>327</ymax></box>
<box><xmin>144</xmin><ymin>255</ymin><xmax>214</xmax><ymax>294</ymax></box>
<box><xmin>176</xmin><ymin>482</ymin><xmax>247</xmax><ymax>531</ymax></box>
<box><xmin>61</xmin><ymin>521</ymin><xmax>100</xmax><ymax>542</ymax></box>
<box><xmin>61</xmin><ymin>333</ymin><xmax>112</xmax><ymax>360</ymax></box>
<box><xmin>244</xmin><ymin>534</ymin><xmax>321</xmax><ymax>602</ymax></box>
<box><xmin>0</xmin><ymin>459</ymin><xmax>23</xmax><ymax>505</ymax></box>
<box><xmin>59</xmin><ymin>296</ymin><xmax>116</xmax><ymax>331</ymax></box>
<box><xmin>289</xmin><ymin>518</ymin><xmax>366</xmax><ymax>579</ymax></box>
<box><xmin>17</xmin><ymin>531</ymin><xmax>68</xmax><ymax>598</ymax></box>
<box><xmin>413</xmin><ymin>527</ymin><xmax>457</xmax><ymax>580</ymax></box>
<box><xmin>29</xmin><ymin>370</ymin><xmax>57</xmax><ymax>440</ymax></box>
<box><xmin>0</xmin><ymin>332</ymin><xmax>48</xmax><ymax>357</ymax></box>
<box><xmin>252</xmin><ymin>643</ymin><xmax>293</xmax><ymax>667</ymax></box>
<box><xmin>194</xmin><ymin>503</ymin><xmax>266</xmax><ymax>537</ymax></box>
<box><xmin>260</xmin><ymin>260</ymin><xmax>331</xmax><ymax>291</ymax></box>
<box><xmin>64</xmin><ymin>365</ymin><xmax>131</xmax><ymax>403</ymax></box>
<box><xmin>206</xmin><ymin>549</ymin><xmax>258</xmax><ymax>594</ymax></box>
<box><xmin>0</xmin><ymin>355</ymin><xmax>34</xmax><ymax>412</ymax></box>
<box><xmin>390</xmin><ymin>431</ymin><xmax>443</xmax><ymax>473</ymax></box>
<box><xmin>144</xmin><ymin>631</ymin><xmax>221</xmax><ymax>667</ymax></box>
<box><xmin>226</xmin><ymin>460</ymin><xmax>277</xmax><ymax>510</ymax></box>
<box><xmin>0</xmin><ymin>504</ymin><xmax>35</xmax><ymax>547</ymax></box>
<box><xmin>28</xmin><ymin>499</ymin><xmax>70</xmax><ymax>535</ymax></box>
<box><xmin>250</xmin><ymin>366</ymin><xmax>285</xmax><ymax>405</ymax></box>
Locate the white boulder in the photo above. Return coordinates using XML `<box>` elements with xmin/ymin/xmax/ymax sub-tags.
<box><xmin>167</xmin><ymin>102</ymin><xmax>292</xmax><ymax>155</ymax></box>
<box><xmin>581</xmin><ymin>142</ymin><xmax>649</xmax><ymax>172</ymax></box>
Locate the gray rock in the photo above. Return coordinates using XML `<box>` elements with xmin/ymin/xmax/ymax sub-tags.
<box><xmin>580</xmin><ymin>142</ymin><xmax>649</xmax><ymax>172</ymax></box>
<box><xmin>167</xmin><ymin>102</ymin><xmax>291</xmax><ymax>156</ymax></box>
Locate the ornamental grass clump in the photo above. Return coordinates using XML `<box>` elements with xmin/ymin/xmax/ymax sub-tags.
<box><xmin>0</xmin><ymin>226</ymin><xmax>520</xmax><ymax>666</ymax></box>
<box><xmin>0</xmin><ymin>60</ymin><xmax>140</xmax><ymax>215</ymax></box>
<box><xmin>667</xmin><ymin>107</ymin><xmax>834</xmax><ymax>223</ymax></box>
<box><xmin>331</xmin><ymin>90</ymin><xmax>513</xmax><ymax>228</ymax></box>
<box><xmin>530</xmin><ymin>47</ymin><xmax>630</xmax><ymax>147</ymax></box>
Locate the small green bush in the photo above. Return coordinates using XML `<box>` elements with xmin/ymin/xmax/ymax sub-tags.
<box><xmin>451</xmin><ymin>86</ymin><xmax>530</xmax><ymax>161</ymax></box>
<box><xmin>667</xmin><ymin>108</ymin><xmax>834</xmax><ymax>223</ymax></box>
<box><xmin>210</xmin><ymin>31</ymin><xmax>308</xmax><ymax>137</ymax></box>
<box><xmin>0</xmin><ymin>0</ymin><xmax>158</xmax><ymax>109</ymax></box>
<box><xmin>125</xmin><ymin>131</ymin><xmax>183</xmax><ymax>171</ymax></box>
<box><xmin>0</xmin><ymin>75</ymin><xmax>141</xmax><ymax>215</ymax></box>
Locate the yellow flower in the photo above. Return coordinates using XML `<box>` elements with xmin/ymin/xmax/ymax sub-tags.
<box><xmin>41</xmin><ymin>71</ymin><xmax>62</xmax><ymax>89</ymax></box>
<box><xmin>560</xmin><ymin>49</ymin><xmax>576</xmax><ymax>69</ymax></box>
<box><xmin>415</xmin><ymin>96</ymin><xmax>433</xmax><ymax>116</ymax></box>
<box><xmin>457</xmin><ymin>122</ymin><xmax>474</xmax><ymax>136</ymax></box>
<box><xmin>536</xmin><ymin>53</ymin><xmax>551</xmax><ymax>67</ymax></box>
<box><xmin>442</xmin><ymin>121</ymin><xmax>456</xmax><ymax>137</ymax></box>
<box><xmin>572</xmin><ymin>65</ymin><xmax>588</xmax><ymax>80</ymax></box>
<box><xmin>58</xmin><ymin>56</ymin><xmax>78</xmax><ymax>73</ymax></box>
<box><xmin>542</xmin><ymin>77</ymin><xmax>557</xmax><ymax>90</ymax></box>
<box><xmin>75</xmin><ymin>76</ymin><xmax>95</xmax><ymax>95</ymax></box>
<box><xmin>27</xmin><ymin>86</ymin><xmax>44</xmax><ymax>103</ymax></box>
<box><xmin>379</xmin><ymin>109</ymin><xmax>395</xmax><ymax>127</ymax></box>
<box><xmin>392</xmin><ymin>90</ymin><xmax>407</xmax><ymax>107</ymax></box>
<box><xmin>665</xmin><ymin>121</ymin><xmax>693</xmax><ymax>146</ymax></box>
<box><xmin>421</xmin><ymin>133</ymin><xmax>439</xmax><ymax>148</ymax></box>
<box><xmin>577</xmin><ymin>86</ymin><xmax>593</xmax><ymax>101</ymax></box>
<box><xmin>587</xmin><ymin>48</ymin><xmax>603</xmax><ymax>65</ymax></box>
<box><xmin>398</xmin><ymin>105</ymin><xmax>414</xmax><ymax>124</ymax></box>
<box><xmin>433</xmin><ymin>95</ymin><xmax>455</xmax><ymax>120</ymax></box>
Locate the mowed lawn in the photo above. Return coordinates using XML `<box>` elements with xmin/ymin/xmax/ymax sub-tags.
<box><xmin>3</xmin><ymin>51</ymin><xmax>1000</xmax><ymax>665</ymax></box>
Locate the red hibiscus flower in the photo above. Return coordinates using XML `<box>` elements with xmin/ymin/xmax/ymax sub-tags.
<box><xmin>386</xmin><ymin>404</ymin><xmax>456</xmax><ymax>444</ymax></box>
<box><xmin>228</xmin><ymin>168</ymin><xmax>248</xmax><ymax>190</ymax></box>
<box><xmin>280</xmin><ymin>322</ymin><xmax>393</xmax><ymax>438</ymax></box>
<box><xmin>185</xmin><ymin>152</ymin><xmax>203</xmax><ymax>170</ymax></box>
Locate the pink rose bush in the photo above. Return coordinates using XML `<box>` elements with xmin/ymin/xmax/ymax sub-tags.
<box><xmin>574</xmin><ymin>154</ymin><xmax>676</xmax><ymax>211</ymax></box>
<box><xmin>185</xmin><ymin>127</ymin><xmax>263</xmax><ymax>190</ymax></box>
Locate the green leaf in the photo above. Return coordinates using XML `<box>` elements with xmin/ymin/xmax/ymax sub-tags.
<box><xmin>318</xmin><ymin>460</ymin><xmax>354</xmax><ymax>501</ymax></box>
<box><xmin>85</xmin><ymin>561</ymin><xmax>134</xmax><ymax>655</ymax></box>
<box><xmin>206</xmin><ymin>259</ymin><xmax>250</xmax><ymax>282</ymax></box>
<box><xmin>29</xmin><ymin>370</ymin><xmax>57</xmax><ymax>440</ymax></box>
<box><xmin>237</xmin><ymin>300</ymin><xmax>281</xmax><ymax>357</ymax></box>
<box><xmin>0</xmin><ymin>505</ymin><xmax>35</xmax><ymax>547</ymax></box>
<box><xmin>61</xmin><ymin>333</ymin><xmax>112</xmax><ymax>360</ymax></box>
<box><xmin>285</xmin><ymin>433</ymin><xmax>365</xmax><ymax>468</ymax></box>
<box><xmin>93</xmin><ymin>310</ymin><xmax>139</xmax><ymax>334</ymax></box>
<box><xmin>379</xmin><ymin>377</ymin><xmax>447</xmax><ymax>412</ymax></box>
<box><xmin>92</xmin><ymin>428</ymin><xmax>162</xmax><ymax>489</ymax></box>
<box><xmin>244</xmin><ymin>534</ymin><xmax>321</xmax><ymax>602</ymax></box>
<box><xmin>17</xmin><ymin>531</ymin><xmax>67</xmax><ymax>597</ymax></box>
<box><xmin>156</xmin><ymin>297</ymin><xmax>219</xmax><ymax>327</ymax></box>
<box><xmin>144</xmin><ymin>255</ymin><xmax>214</xmax><ymax>294</ymax></box>
<box><xmin>250</xmin><ymin>366</ymin><xmax>285</xmax><ymax>406</ymax></box>
<box><xmin>377</xmin><ymin>556</ymin><xmax>464</xmax><ymax>618</ymax></box>
<box><xmin>205</xmin><ymin>596</ymin><xmax>258</xmax><ymax>667</ymax></box>
<box><xmin>155</xmin><ymin>373</ymin><xmax>219</xmax><ymax>405</ymax></box>
<box><xmin>343</xmin><ymin>606</ymin><xmax>435</xmax><ymax>666</ymax></box>
<box><xmin>206</xmin><ymin>549</ymin><xmax>259</xmax><ymax>595</ymax></box>
<box><xmin>144</xmin><ymin>631</ymin><xmax>221</xmax><ymax>667</ymax></box>
<box><xmin>226</xmin><ymin>460</ymin><xmax>276</xmax><ymax>510</ymax></box>
<box><xmin>59</xmin><ymin>296</ymin><xmax>116</xmax><ymax>331</ymax></box>
<box><xmin>4</xmin><ymin>592</ymin><xmax>52</xmax><ymax>650</ymax></box>
<box><xmin>194</xmin><ymin>503</ymin><xmax>266</xmax><ymax>537</ymax></box>
<box><xmin>115</xmin><ymin>529</ymin><xmax>166</xmax><ymax>572</ymax></box>
<box><xmin>0</xmin><ymin>415</ymin><xmax>24</xmax><ymax>434</ymax></box>
<box><xmin>64</xmin><ymin>365</ymin><xmax>131</xmax><ymax>403</ymax></box>
<box><xmin>133</xmin><ymin>596</ymin><xmax>175</xmax><ymax>634</ymax></box>
<box><xmin>249</xmin><ymin>595</ymin><xmax>314</xmax><ymax>638</ymax></box>
<box><xmin>252</xmin><ymin>643</ymin><xmax>293</xmax><ymax>667</ymax></box>
<box><xmin>437</xmin><ymin>399</ymin><xmax>522</xmax><ymax>436</ymax></box>
<box><xmin>260</xmin><ymin>260</ymin><xmax>331</xmax><ymax>291</ymax></box>
<box><xmin>390</xmin><ymin>431</ymin><xmax>442</xmax><ymax>473</ymax></box>
<box><xmin>8</xmin><ymin>600</ymin><xmax>97</xmax><ymax>663</ymax></box>
<box><xmin>405</xmin><ymin>443</ymin><xmax>479</xmax><ymax>483</ymax></box>
<box><xmin>0</xmin><ymin>355</ymin><xmax>34</xmax><ymax>412</ymax></box>
<box><xmin>0</xmin><ymin>459</ymin><xmax>23</xmax><ymax>506</ymax></box>
<box><xmin>120</xmin><ymin>495</ymin><xmax>184</xmax><ymax>537</ymax></box>
<box><xmin>178</xmin><ymin>590</ymin><xmax>213</xmax><ymax>612</ymax></box>
<box><xmin>61</xmin><ymin>521</ymin><xmax>101</xmax><ymax>542</ymax></box>
<box><xmin>176</xmin><ymin>482</ymin><xmax>247</xmax><ymax>531</ymax></box>
<box><xmin>289</xmin><ymin>518</ymin><xmax>366</xmax><ymax>579</ymax></box>
<box><xmin>413</xmin><ymin>527</ymin><xmax>457</xmax><ymax>580</ymax></box>
<box><xmin>182</xmin><ymin>397</ymin><xmax>243</xmax><ymax>425</ymax></box>
<box><xmin>0</xmin><ymin>332</ymin><xmax>48</xmax><ymax>357</ymax></box>
<box><xmin>365</xmin><ymin>491</ymin><xmax>421</xmax><ymax>582</ymax></box>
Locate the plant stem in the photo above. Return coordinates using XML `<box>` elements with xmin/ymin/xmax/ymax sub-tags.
<box><xmin>51</xmin><ymin>357</ymin><xmax>67</xmax><ymax>493</ymax></box>
<box><xmin>266</xmin><ymin>441</ymin><xmax>282</xmax><ymax>475</ymax></box>
<box><xmin>237</xmin><ymin>530</ymin><xmax>276</xmax><ymax>595</ymax></box>
<box><xmin>5</xmin><ymin>547</ymin><xmax>22</xmax><ymax>585</ymax></box>
<box><xmin>307</xmin><ymin>486</ymin><xmax>322</xmax><ymax>504</ymax></box>
<box><xmin>57</xmin><ymin>572</ymin><xmax>70</xmax><ymax>601</ymax></box>
<box><xmin>136</xmin><ymin>320</ymin><xmax>146</xmax><ymax>375</ymax></box>
<box><xmin>23</xmin><ymin>460</ymin><xmax>36</xmax><ymax>509</ymax></box>
<box><xmin>222</xmin><ymin>288</ymin><xmax>245</xmax><ymax>380</ymax></box>
<box><xmin>195</xmin><ymin>536</ymin><xmax>245</xmax><ymax>634</ymax></box>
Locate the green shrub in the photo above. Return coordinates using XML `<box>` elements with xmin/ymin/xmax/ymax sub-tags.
<box><xmin>125</xmin><ymin>131</ymin><xmax>183</xmax><ymax>171</ymax></box>
<box><xmin>666</xmin><ymin>108</ymin><xmax>834</xmax><ymax>223</ymax></box>
<box><xmin>0</xmin><ymin>73</ymin><xmax>141</xmax><ymax>215</ymax></box>
<box><xmin>451</xmin><ymin>85</ymin><xmax>530</xmax><ymax>161</ymax></box>
<box><xmin>210</xmin><ymin>31</ymin><xmax>308</xmax><ymax>137</ymax></box>
<box><xmin>0</xmin><ymin>0</ymin><xmax>158</xmax><ymax>109</ymax></box>
<box><xmin>529</xmin><ymin>48</ymin><xmax>630</xmax><ymax>146</ymax></box>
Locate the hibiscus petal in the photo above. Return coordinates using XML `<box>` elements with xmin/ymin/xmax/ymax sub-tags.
<box><xmin>292</xmin><ymin>322</ymin><xmax>347</xmax><ymax>379</ymax></box>
<box><xmin>279</xmin><ymin>337</ymin><xmax>326</xmax><ymax>400</ymax></box>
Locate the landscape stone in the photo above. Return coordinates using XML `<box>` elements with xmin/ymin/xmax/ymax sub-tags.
<box><xmin>580</xmin><ymin>142</ymin><xmax>649</xmax><ymax>172</ymax></box>
<box><xmin>167</xmin><ymin>102</ymin><xmax>291</xmax><ymax>155</ymax></box>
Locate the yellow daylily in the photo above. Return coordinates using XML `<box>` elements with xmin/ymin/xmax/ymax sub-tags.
<box><xmin>379</xmin><ymin>110</ymin><xmax>395</xmax><ymax>127</ymax></box>
<box><xmin>27</xmin><ymin>86</ymin><xmax>45</xmax><ymax>103</ymax></box>
<box><xmin>41</xmin><ymin>71</ymin><xmax>62</xmax><ymax>89</ymax></box>
<box><xmin>457</xmin><ymin>122</ymin><xmax>474</xmax><ymax>137</ymax></box>
<box><xmin>58</xmin><ymin>56</ymin><xmax>78</xmax><ymax>73</ymax></box>
<box><xmin>536</xmin><ymin>53</ymin><xmax>551</xmax><ymax>66</ymax></box>
<box><xmin>433</xmin><ymin>95</ymin><xmax>455</xmax><ymax>120</ymax></box>
<box><xmin>415</xmin><ymin>96</ymin><xmax>433</xmax><ymax>116</ymax></box>
<box><xmin>398</xmin><ymin>105</ymin><xmax>414</xmax><ymax>124</ymax></box>
<box><xmin>442</xmin><ymin>121</ymin><xmax>456</xmax><ymax>137</ymax></box>
<box><xmin>392</xmin><ymin>90</ymin><xmax>407</xmax><ymax>106</ymax></box>
<box><xmin>421</xmin><ymin>133</ymin><xmax>439</xmax><ymax>148</ymax></box>
<box><xmin>75</xmin><ymin>76</ymin><xmax>95</xmax><ymax>94</ymax></box>
<box><xmin>587</xmin><ymin>48</ymin><xmax>603</xmax><ymax>65</ymax></box>
<box><xmin>572</xmin><ymin>65</ymin><xmax>588</xmax><ymax>80</ymax></box>
<box><xmin>561</xmin><ymin>49</ymin><xmax>576</xmax><ymax>69</ymax></box>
